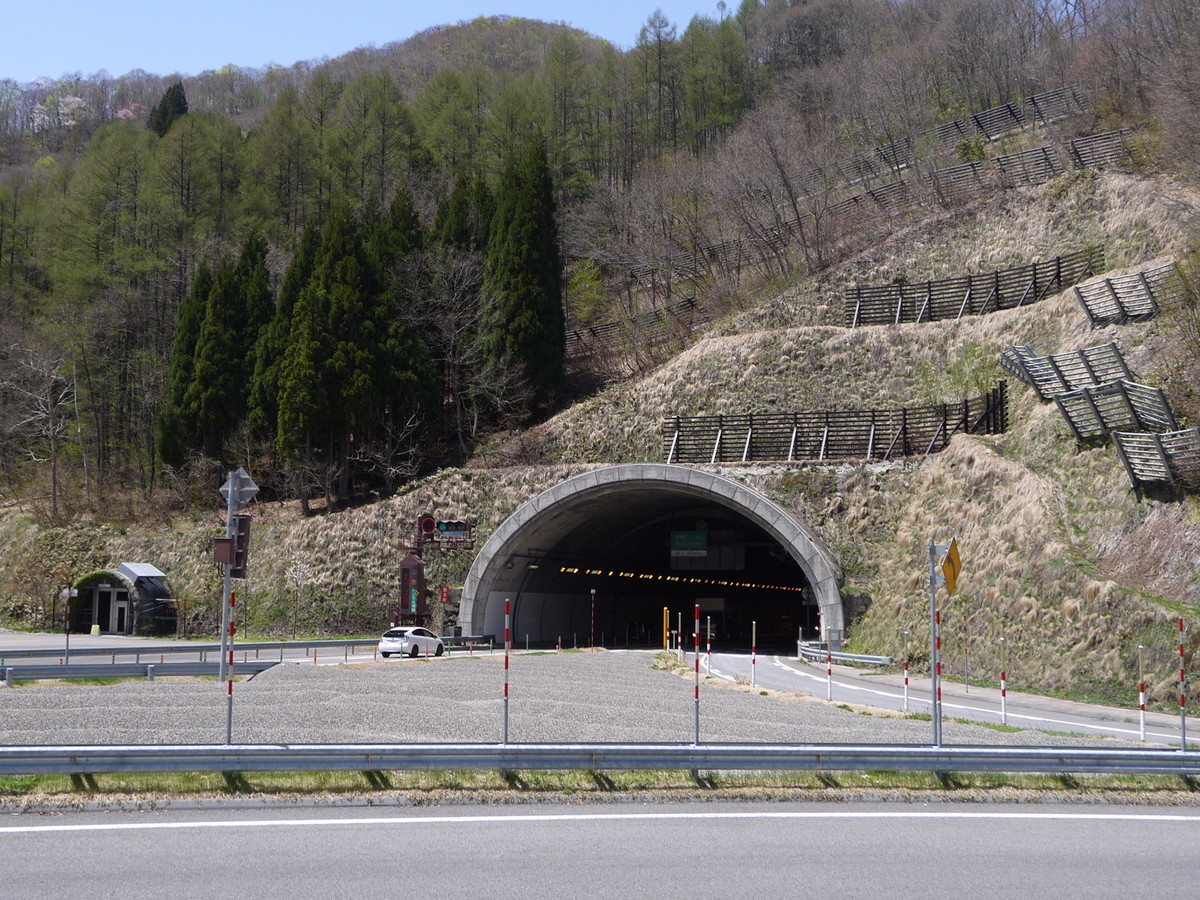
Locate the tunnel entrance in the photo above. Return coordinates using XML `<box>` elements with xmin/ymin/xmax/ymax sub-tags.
<box><xmin>461</xmin><ymin>465</ymin><xmax>842</xmax><ymax>651</ymax></box>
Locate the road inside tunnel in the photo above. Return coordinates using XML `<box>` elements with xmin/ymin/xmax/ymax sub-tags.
<box><xmin>509</xmin><ymin>508</ymin><xmax>817</xmax><ymax>650</ymax></box>
<box><xmin>461</xmin><ymin>465</ymin><xmax>841</xmax><ymax>652</ymax></box>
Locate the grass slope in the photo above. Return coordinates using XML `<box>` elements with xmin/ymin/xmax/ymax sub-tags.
<box><xmin>2</xmin><ymin>169</ymin><xmax>1198</xmax><ymax>711</ymax></box>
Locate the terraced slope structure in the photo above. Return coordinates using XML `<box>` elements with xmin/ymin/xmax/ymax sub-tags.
<box><xmin>2</xmin><ymin>167</ymin><xmax>1198</xmax><ymax>712</ymax></box>
<box><xmin>480</xmin><ymin>169</ymin><xmax>1200</xmax><ymax>707</ymax></box>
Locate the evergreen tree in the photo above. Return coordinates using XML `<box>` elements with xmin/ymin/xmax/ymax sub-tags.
<box><xmin>249</xmin><ymin>222</ymin><xmax>320</xmax><ymax>438</ymax></box>
<box><xmin>434</xmin><ymin>174</ymin><xmax>494</xmax><ymax>252</ymax></box>
<box><xmin>158</xmin><ymin>262</ymin><xmax>212</xmax><ymax>467</ymax></box>
<box><xmin>148</xmin><ymin>81</ymin><xmax>189</xmax><ymax>138</ymax></box>
<box><xmin>276</xmin><ymin>208</ymin><xmax>379</xmax><ymax>497</ymax></box>
<box><xmin>277</xmin><ymin>207</ymin><xmax>435</xmax><ymax>503</ymax></box>
<box><xmin>184</xmin><ymin>233</ymin><xmax>272</xmax><ymax>459</ymax></box>
<box><xmin>369</xmin><ymin>185</ymin><xmax>424</xmax><ymax>272</ymax></box>
<box><xmin>481</xmin><ymin>134</ymin><xmax>564</xmax><ymax>406</ymax></box>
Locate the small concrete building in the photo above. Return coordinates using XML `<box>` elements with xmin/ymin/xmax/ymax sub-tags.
<box><xmin>69</xmin><ymin>563</ymin><xmax>178</xmax><ymax>636</ymax></box>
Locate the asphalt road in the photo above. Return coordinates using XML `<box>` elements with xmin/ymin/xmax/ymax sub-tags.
<box><xmin>3</xmin><ymin>802</ymin><xmax>1198</xmax><ymax>898</ymax></box>
<box><xmin>701</xmin><ymin>650</ymin><xmax>1198</xmax><ymax>747</ymax></box>
<box><xmin>2</xmin><ymin>631</ymin><xmax>1195</xmax><ymax>747</ymax></box>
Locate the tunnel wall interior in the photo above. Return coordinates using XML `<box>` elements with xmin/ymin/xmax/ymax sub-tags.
<box><xmin>462</xmin><ymin>465</ymin><xmax>842</xmax><ymax>650</ymax></box>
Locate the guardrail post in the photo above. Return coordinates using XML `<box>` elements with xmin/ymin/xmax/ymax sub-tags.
<box><xmin>147</xmin><ymin>664</ymin><xmax>154</xmax><ymax>682</ymax></box>
<box><xmin>3</xmin><ymin>668</ymin><xmax>10</xmax><ymax>688</ymax></box>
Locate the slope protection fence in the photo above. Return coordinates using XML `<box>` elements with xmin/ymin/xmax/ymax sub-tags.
<box><xmin>998</xmin><ymin>341</ymin><xmax>1132</xmax><ymax>400</ymax></box>
<box><xmin>618</xmin><ymin>90</ymin><xmax>1100</xmax><ymax>295</ymax></box>
<box><xmin>1054</xmin><ymin>380</ymin><xmax>1178</xmax><ymax>441</ymax></box>
<box><xmin>1073</xmin><ymin>259</ymin><xmax>1181</xmax><ymax>326</ymax></box>
<box><xmin>819</xmin><ymin>85</ymin><xmax>1084</xmax><ymax>193</ymax></box>
<box><xmin>845</xmin><ymin>248</ymin><xmax>1102</xmax><ymax>327</ymax></box>
<box><xmin>564</xmin><ymin>297</ymin><xmax>705</xmax><ymax>360</ymax></box>
<box><xmin>573</xmin><ymin>129</ymin><xmax>1129</xmax><ymax>364</ymax></box>
<box><xmin>1112</xmin><ymin>429</ymin><xmax>1200</xmax><ymax>494</ymax></box>
<box><xmin>662</xmin><ymin>383</ymin><xmax>1007</xmax><ymax>464</ymax></box>
<box><xmin>568</xmin><ymin>88</ymin><xmax>1096</xmax><ymax>367</ymax></box>
<box><xmin>999</xmin><ymin>310</ymin><xmax>1199</xmax><ymax>494</ymax></box>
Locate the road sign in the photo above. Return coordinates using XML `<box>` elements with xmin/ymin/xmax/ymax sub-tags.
<box><xmin>219</xmin><ymin>467</ymin><xmax>259</xmax><ymax>510</ymax></box>
<box><xmin>941</xmin><ymin>537</ymin><xmax>962</xmax><ymax>595</ymax></box>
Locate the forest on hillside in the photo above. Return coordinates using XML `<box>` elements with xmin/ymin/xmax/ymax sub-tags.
<box><xmin>2</xmin><ymin>0</ymin><xmax>1199</xmax><ymax>521</ymax></box>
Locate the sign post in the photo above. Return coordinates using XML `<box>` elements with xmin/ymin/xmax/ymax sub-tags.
<box><xmin>217</xmin><ymin>468</ymin><xmax>258</xmax><ymax>682</ymax></box>
<box><xmin>929</xmin><ymin>537</ymin><xmax>961</xmax><ymax>748</ymax></box>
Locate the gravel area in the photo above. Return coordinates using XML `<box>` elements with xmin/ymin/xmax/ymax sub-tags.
<box><xmin>0</xmin><ymin>650</ymin><xmax>1131</xmax><ymax>747</ymax></box>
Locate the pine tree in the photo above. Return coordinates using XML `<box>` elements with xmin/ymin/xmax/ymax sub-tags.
<box><xmin>148</xmin><ymin>81</ymin><xmax>189</xmax><ymax>138</ymax></box>
<box><xmin>276</xmin><ymin>207</ymin><xmax>436</xmax><ymax>503</ymax></box>
<box><xmin>481</xmin><ymin>134</ymin><xmax>564</xmax><ymax>406</ymax></box>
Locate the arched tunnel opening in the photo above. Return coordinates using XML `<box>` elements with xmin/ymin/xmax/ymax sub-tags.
<box><xmin>461</xmin><ymin>466</ymin><xmax>843</xmax><ymax>652</ymax></box>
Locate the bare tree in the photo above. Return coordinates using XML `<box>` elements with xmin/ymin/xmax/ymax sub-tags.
<box><xmin>0</xmin><ymin>343</ymin><xmax>76</xmax><ymax>519</ymax></box>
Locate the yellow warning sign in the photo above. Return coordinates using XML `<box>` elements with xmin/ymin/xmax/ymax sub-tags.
<box><xmin>941</xmin><ymin>538</ymin><xmax>962</xmax><ymax>595</ymax></box>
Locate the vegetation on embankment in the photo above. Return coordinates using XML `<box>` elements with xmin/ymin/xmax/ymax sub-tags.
<box><xmin>2</xmin><ymin>168</ymin><xmax>1199</xmax><ymax>711</ymax></box>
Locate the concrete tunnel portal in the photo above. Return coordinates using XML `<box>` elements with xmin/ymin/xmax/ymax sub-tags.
<box><xmin>460</xmin><ymin>465</ymin><xmax>843</xmax><ymax>651</ymax></box>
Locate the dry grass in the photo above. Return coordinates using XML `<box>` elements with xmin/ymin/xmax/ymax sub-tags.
<box><xmin>3</xmin><ymin>171</ymin><xmax>1199</xmax><ymax>707</ymax></box>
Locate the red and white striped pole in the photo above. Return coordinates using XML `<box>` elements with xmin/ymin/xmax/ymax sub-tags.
<box><xmin>225</xmin><ymin>591</ymin><xmax>236</xmax><ymax>745</ymax></box>
<box><xmin>935</xmin><ymin>609</ymin><xmax>943</xmax><ymax>738</ymax></box>
<box><xmin>1180</xmin><ymin>618</ymin><xmax>1188</xmax><ymax>750</ymax></box>
<box><xmin>751</xmin><ymin>620</ymin><xmax>757</xmax><ymax>689</ymax></box>
<box><xmin>503</xmin><ymin>599</ymin><xmax>511</xmax><ymax>744</ymax></box>
<box><xmin>1139</xmin><ymin>681</ymin><xmax>1147</xmax><ymax>743</ymax></box>
<box><xmin>903</xmin><ymin>660</ymin><xmax>909</xmax><ymax>713</ymax></box>
<box><xmin>1136</xmin><ymin>643</ymin><xmax>1146</xmax><ymax>742</ymax></box>
<box><xmin>826</xmin><ymin>643</ymin><xmax>833</xmax><ymax>701</ymax></box>
<box><xmin>693</xmin><ymin>603</ymin><xmax>700</xmax><ymax>745</ymax></box>
<box><xmin>706</xmin><ymin>615</ymin><xmax>711</xmax><ymax>672</ymax></box>
<box><xmin>1000</xmin><ymin>669</ymin><xmax>1008</xmax><ymax>726</ymax></box>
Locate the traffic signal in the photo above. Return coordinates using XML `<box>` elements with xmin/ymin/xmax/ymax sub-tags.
<box><xmin>437</xmin><ymin>520</ymin><xmax>468</xmax><ymax>537</ymax></box>
<box><xmin>231</xmin><ymin>514</ymin><xmax>252</xmax><ymax>579</ymax></box>
<box><xmin>417</xmin><ymin>513</ymin><xmax>437</xmax><ymax>545</ymax></box>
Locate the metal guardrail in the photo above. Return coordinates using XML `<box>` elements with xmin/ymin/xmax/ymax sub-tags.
<box><xmin>798</xmin><ymin>645</ymin><xmax>893</xmax><ymax>666</ymax></box>
<box><xmin>0</xmin><ymin>742</ymin><xmax>1197</xmax><ymax>777</ymax></box>
<box><xmin>2</xmin><ymin>661</ymin><xmax>277</xmax><ymax>684</ymax></box>
<box><xmin>0</xmin><ymin>639</ymin><xmax>378</xmax><ymax>663</ymax></box>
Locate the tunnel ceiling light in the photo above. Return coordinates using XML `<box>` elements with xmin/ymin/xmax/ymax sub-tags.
<box><xmin>554</xmin><ymin>564</ymin><xmax>804</xmax><ymax>592</ymax></box>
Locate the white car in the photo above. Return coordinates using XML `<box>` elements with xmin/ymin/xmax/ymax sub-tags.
<box><xmin>379</xmin><ymin>627</ymin><xmax>444</xmax><ymax>658</ymax></box>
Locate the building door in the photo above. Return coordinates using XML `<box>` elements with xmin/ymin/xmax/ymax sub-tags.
<box><xmin>111</xmin><ymin>596</ymin><xmax>129</xmax><ymax>634</ymax></box>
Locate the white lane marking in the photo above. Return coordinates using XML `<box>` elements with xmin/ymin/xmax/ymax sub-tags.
<box><xmin>758</xmin><ymin>656</ymin><xmax>1180</xmax><ymax>742</ymax></box>
<box><xmin>3</xmin><ymin>809</ymin><xmax>1199</xmax><ymax>835</ymax></box>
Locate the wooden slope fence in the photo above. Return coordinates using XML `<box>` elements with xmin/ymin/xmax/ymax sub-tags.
<box><xmin>846</xmin><ymin>248</ymin><xmax>1103</xmax><ymax>327</ymax></box>
<box><xmin>662</xmin><ymin>383</ymin><xmax>1008</xmax><ymax>464</ymax></box>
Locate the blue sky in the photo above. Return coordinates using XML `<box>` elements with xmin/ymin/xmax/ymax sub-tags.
<box><xmin>9</xmin><ymin>1</ymin><xmax>729</xmax><ymax>84</ymax></box>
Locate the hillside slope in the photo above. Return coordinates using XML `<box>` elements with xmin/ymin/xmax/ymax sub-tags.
<box><xmin>466</xmin><ymin>167</ymin><xmax>1200</xmax><ymax>705</ymax></box>
<box><xmin>1</xmin><ymin>168</ymin><xmax>1197</xmax><ymax>709</ymax></box>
